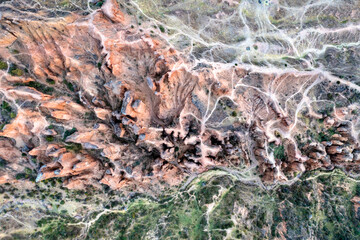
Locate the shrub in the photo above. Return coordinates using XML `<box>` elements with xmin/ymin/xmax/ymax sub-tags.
<box><xmin>45</xmin><ymin>136</ymin><xmax>54</xmax><ymax>142</ymax></box>
<box><xmin>63</xmin><ymin>79</ymin><xmax>75</xmax><ymax>92</ymax></box>
<box><xmin>46</xmin><ymin>78</ymin><xmax>56</xmax><ymax>85</ymax></box>
<box><xmin>63</xmin><ymin>128</ymin><xmax>77</xmax><ymax>140</ymax></box>
<box><xmin>159</xmin><ymin>25</ymin><xmax>165</xmax><ymax>33</ymax></box>
<box><xmin>10</xmin><ymin>68</ymin><xmax>23</xmax><ymax>76</ymax></box>
<box><xmin>0</xmin><ymin>61</ymin><xmax>8</xmax><ymax>70</ymax></box>
<box><xmin>274</xmin><ymin>145</ymin><xmax>286</xmax><ymax>160</ymax></box>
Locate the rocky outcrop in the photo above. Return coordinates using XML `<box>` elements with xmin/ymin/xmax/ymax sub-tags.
<box><xmin>0</xmin><ymin>0</ymin><xmax>359</xmax><ymax>192</ymax></box>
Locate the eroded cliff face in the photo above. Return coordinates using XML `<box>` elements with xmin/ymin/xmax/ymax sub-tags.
<box><xmin>0</xmin><ymin>0</ymin><xmax>359</xmax><ymax>194</ymax></box>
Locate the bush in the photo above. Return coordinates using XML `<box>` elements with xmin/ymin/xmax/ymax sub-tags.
<box><xmin>159</xmin><ymin>25</ymin><xmax>165</xmax><ymax>33</ymax></box>
<box><xmin>15</xmin><ymin>173</ymin><xmax>26</xmax><ymax>180</ymax></box>
<box><xmin>63</xmin><ymin>128</ymin><xmax>77</xmax><ymax>140</ymax></box>
<box><xmin>46</xmin><ymin>78</ymin><xmax>56</xmax><ymax>85</ymax></box>
<box><xmin>0</xmin><ymin>61</ymin><xmax>8</xmax><ymax>70</ymax></box>
<box><xmin>25</xmin><ymin>167</ymin><xmax>32</xmax><ymax>175</ymax></box>
<box><xmin>63</xmin><ymin>79</ymin><xmax>75</xmax><ymax>92</ymax></box>
<box><xmin>1</xmin><ymin>101</ymin><xmax>11</xmax><ymax>112</ymax></box>
<box><xmin>10</xmin><ymin>68</ymin><xmax>23</xmax><ymax>76</ymax></box>
<box><xmin>45</xmin><ymin>136</ymin><xmax>54</xmax><ymax>142</ymax></box>
<box><xmin>0</xmin><ymin>159</ymin><xmax>7</xmax><ymax>167</ymax></box>
<box><xmin>65</xmin><ymin>143</ymin><xmax>82</xmax><ymax>153</ymax></box>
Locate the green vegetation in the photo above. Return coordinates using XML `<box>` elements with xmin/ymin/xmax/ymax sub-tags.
<box><xmin>1</xmin><ymin>100</ymin><xmax>16</xmax><ymax>128</ymax></box>
<box><xmin>9</xmin><ymin>67</ymin><xmax>23</xmax><ymax>76</ymax></box>
<box><xmin>25</xmin><ymin>167</ymin><xmax>33</xmax><ymax>175</ymax></box>
<box><xmin>59</xmin><ymin>0</ymin><xmax>70</xmax><ymax>7</ymax></box>
<box><xmin>273</xmin><ymin>145</ymin><xmax>286</xmax><ymax>160</ymax></box>
<box><xmin>95</xmin><ymin>0</ymin><xmax>104</xmax><ymax>7</ymax></box>
<box><xmin>317</xmin><ymin>131</ymin><xmax>331</xmax><ymax>142</ymax></box>
<box><xmin>1</xmin><ymin>101</ymin><xmax>12</xmax><ymax>112</ymax></box>
<box><xmin>84</xmin><ymin>111</ymin><xmax>96</xmax><ymax>120</ymax></box>
<box><xmin>327</xmin><ymin>93</ymin><xmax>334</xmax><ymax>100</ymax></box>
<box><xmin>36</xmin><ymin>219</ymin><xmax>81</xmax><ymax>240</ymax></box>
<box><xmin>63</xmin><ymin>79</ymin><xmax>75</xmax><ymax>92</ymax></box>
<box><xmin>15</xmin><ymin>173</ymin><xmax>26</xmax><ymax>180</ymax></box>
<box><xmin>8</xmin><ymin>63</ymin><xmax>24</xmax><ymax>76</ymax></box>
<box><xmin>46</xmin><ymin>78</ymin><xmax>56</xmax><ymax>85</ymax></box>
<box><xmin>349</xmin><ymin>93</ymin><xmax>360</xmax><ymax>104</ymax></box>
<box><xmin>0</xmin><ymin>167</ymin><xmax>359</xmax><ymax>239</ymax></box>
<box><xmin>269</xmin><ymin>15</ymin><xmax>284</xmax><ymax>25</ymax></box>
<box><xmin>14</xmin><ymin>81</ymin><xmax>54</xmax><ymax>95</ymax></box>
<box><xmin>268</xmin><ymin>143</ymin><xmax>287</xmax><ymax>160</ymax></box>
<box><xmin>316</xmin><ymin>127</ymin><xmax>337</xmax><ymax>142</ymax></box>
<box><xmin>10</xmin><ymin>49</ymin><xmax>19</xmax><ymax>54</ymax></box>
<box><xmin>45</xmin><ymin>136</ymin><xmax>54</xmax><ymax>142</ymax></box>
<box><xmin>65</xmin><ymin>143</ymin><xmax>82</xmax><ymax>153</ymax></box>
<box><xmin>0</xmin><ymin>158</ymin><xmax>7</xmax><ymax>168</ymax></box>
<box><xmin>10</xmin><ymin>169</ymin><xmax>357</xmax><ymax>240</ymax></box>
<box><xmin>159</xmin><ymin>25</ymin><xmax>165</xmax><ymax>33</ymax></box>
<box><xmin>63</xmin><ymin>127</ymin><xmax>77</xmax><ymax>140</ymax></box>
<box><xmin>14</xmin><ymin>168</ymin><xmax>36</xmax><ymax>181</ymax></box>
<box><xmin>0</xmin><ymin>61</ymin><xmax>8</xmax><ymax>70</ymax></box>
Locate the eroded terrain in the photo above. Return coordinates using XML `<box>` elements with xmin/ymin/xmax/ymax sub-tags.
<box><xmin>0</xmin><ymin>0</ymin><xmax>360</xmax><ymax>239</ymax></box>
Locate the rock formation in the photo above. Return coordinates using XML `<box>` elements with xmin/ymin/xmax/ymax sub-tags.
<box><xmin>0</xmin><ymin>0</ymin><xmax>359</xmax><ymax>193</ymax></box>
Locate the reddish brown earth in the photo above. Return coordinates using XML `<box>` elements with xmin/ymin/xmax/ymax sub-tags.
<box><xmin>0</xmin><ymin>0</ymin><xmax>359</xmax><ymax>193</ymax></box>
